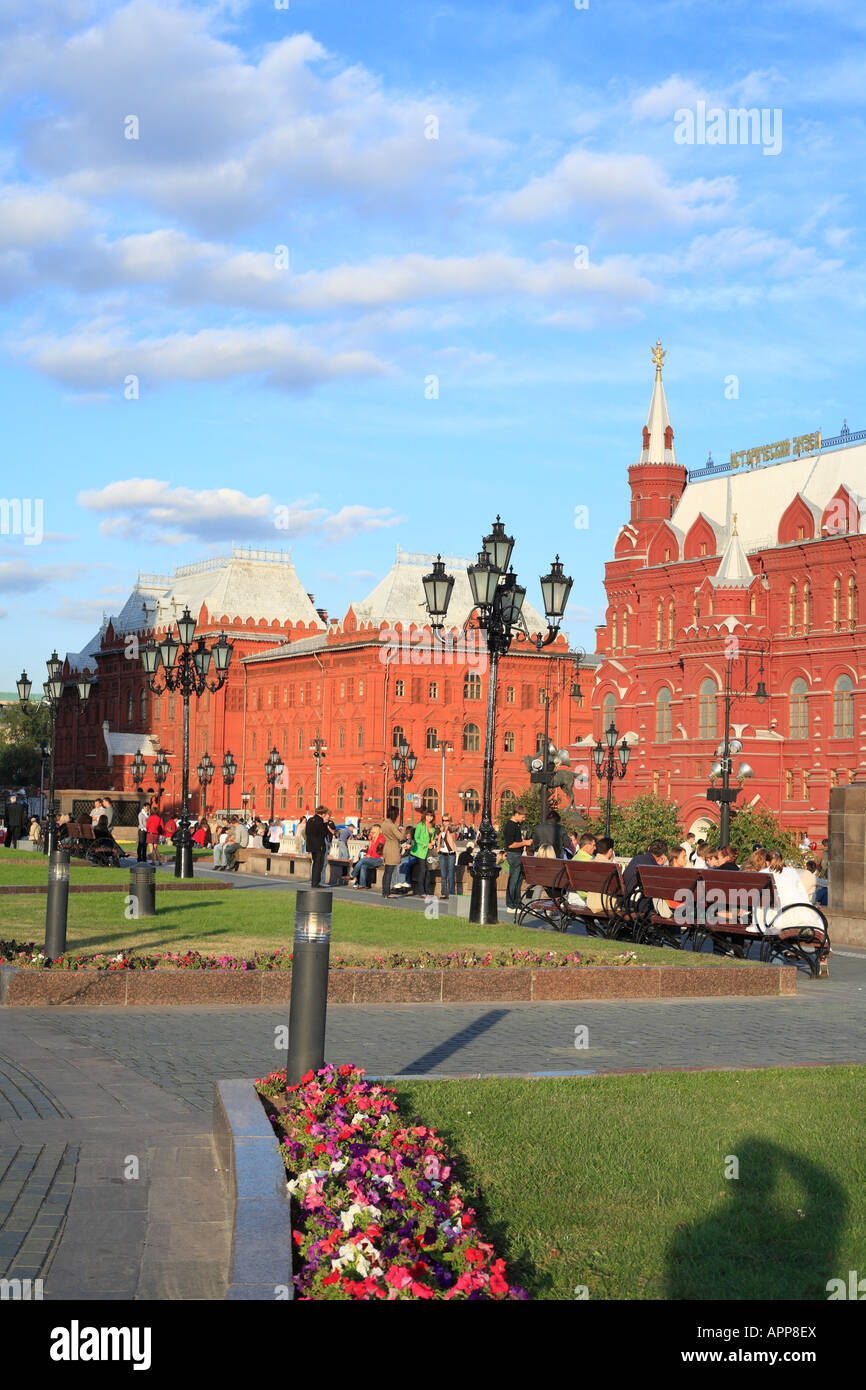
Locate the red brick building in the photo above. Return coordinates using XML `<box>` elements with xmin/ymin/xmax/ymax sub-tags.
<box><xmin>56</xmin><ymin>546</ymin><xmax>592</xmax><ymax>823</ymax></box>
<box><xmin>591</xmin><ymin>344</ymin><xmax>865</xmax><ymax>840</ymax></box>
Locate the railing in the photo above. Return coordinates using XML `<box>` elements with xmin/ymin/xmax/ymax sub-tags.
<box><xmin>687</xmin><ymin>424</ymin><xmax>864</xmax><ymax>483</ymax></box>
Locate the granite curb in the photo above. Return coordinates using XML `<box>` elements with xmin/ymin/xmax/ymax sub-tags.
<box><xmin>0</xmin><ymin>882</ymin><xmax>233</xmax><ymax>895</ymax></box>
<box><xmin>1</xmin><ymin>961</ymin><xmax>797</xmax><ymax>1006</ymax></box>
<box><xmin>212</xmin><ymin>1079</ymin><xmax>293</xmax><ymax>1301</ymax></box>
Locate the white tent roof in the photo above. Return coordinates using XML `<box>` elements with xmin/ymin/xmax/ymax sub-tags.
<box><xmin>350</xmin><ymin>549</ymin><xmax>549</xmax><ymax>635</ymax></box>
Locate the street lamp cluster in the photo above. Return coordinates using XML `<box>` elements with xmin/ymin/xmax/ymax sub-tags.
<box><xmin>422</xmin><ymin>517</ymin><xmax>573</xmax><ymax>924</ymax></box>
<box><xmin>391</xmin><ymin>738</ymin><xmax>417</xmax><ymax>820</ymax></box>
<box><xmin>593</xmin><ymin>722</ymin><xmax>631</xmax><ymax>839</ymax></box>
<box><xmin>706</xmin><ymin>646</ymin><xmax>767</xmax><ymax>843</ymax></box>
<box><xmin>17</xmin><ymin>653</ymin><xmax>93</xmax><ymax>855</ymax></box>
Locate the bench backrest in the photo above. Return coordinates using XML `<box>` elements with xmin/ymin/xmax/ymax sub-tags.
<box><xmin>520</xmin><ymin>856</ymin><xmax>568</xmax><ymax>889</ymax></box>
<box><xmin>699</xmin><ymin>869</ymin><xmax>776</xmax><ymax>908</ymax></box>
<box><xmin>636</xmin><ymin>866</ymin><xmax>701</xmax><ymax>900</ymax></box>
<box><xmin>564</xmin><ymin>858</ymin><xmax>626</xmax><ymax>896</ymax></box>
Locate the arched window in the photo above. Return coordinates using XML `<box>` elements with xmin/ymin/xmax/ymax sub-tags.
<box><xmin>668</xmin><ymin>600</ymin><xmax>675</xmax><ymax>647</ymax></box>
<box><xmin>833</xmin><ymin>577</ymin><xmax>841</xmax><ymax>632</ymax></box>
<box><xmin>789</xmin><ymin>678</ymin><xmax>809</xmax><ymax>739</ymax></box>
<box><xmin>749</xmin><ymin>590</ymin><xmax>756</xmax><ymax>615</ymax></box>
<box><xmin>298</xmin><ymin>726</ymin><xmax>304</xmax><ymax>752</ymax></box>
<box><xmin>669</xmin><ymin>495</ymin><xmax>676</xmax><ymax>518</ymax></box>
<box><xmin>803</xmin><ymin>581</ymin><xmax>812</xmax><ymax>634</ymax></box>
<box><xmin>503</xmin><ymin>730</ymin><xmax>515</xmax><ymax>753</ymax></box>
<box><xmin>394</xmin><ymin>679</ymin><xmax>404</xmax><ymax>697</ymax></box>
<box><xmin>611</xmin><ymin>611</ymin><xmax>618</xmax><ymax>653</ymax></box>
<box><xmin>789</xmin><ymin>583</ymin><xmax>797</xmax><ymax>635</ymax></box>
<box><xmin>296</xmin><ymin>784</ymin><xmax>304</xmax><ymax>810</ymax></box>
<box><xmin>421</xmin><ymin>787</ymin><xmax>439</xmax><ymax>813</ymax></box>
<box><xmin>139</xmin><ymin>689</ymin><xmax>147</xmax><ymax>723</ymax></box>
<box><xmin>802</xmin><ymin>769</ymin><xmax>810</xmax><ymax>801</ymax></box>
<box><xmin>392</xmin><ymin>724</ymin><xmax>405</xmax><ymax>749</ymax></box>
<box><xmin>785</xmin><ymin>771</ymin><xmax>794</xmax><ymax>800</ymax></box>
<box><xmin>655</xmin><ymin>601</ymin><xmax>663</xmax><ymax>650</ymax></box>
<box><xmin>708</xmin><ymin>592</ymin><xmax>714</xmax><ymax>616</ymax></box>
<box><xmin>336</xmin><ymin>785</ymin><xmax>344</xmax><ymax>811</ymax></box>
<box><xmin>429</xmin><ymin>681</ymin><xmax>438</xmax><ymax>699</ymax></box>
<box><xmin>463</xmin><ymin>723</ymin><xmax>480</xmax><ymax>752</ymax></box>
<box><xmin>500</xmin><ymin>789</ymin><xmax>516</xmax><ymax>815</ymax></box>
<box><xmin>536</xmin><ymin>732</ymin><xmax>546</xmax><ymax>754</ymax></box>
<box><xmin>426</xmin><ymin>726</ymin><xmax>438</xmax><ymax>750</ymax></box>
<box><xmin>126</xmin><ymin>690</ymin><xmax>134</xmax><ymax>724</ymax></box>
<box><xmin>357</xmin><ymin>725</ymin><xmax>364</xmax><ymax>749</ymax></box>
<box><xmin>693</xmin><ymin>598</ymin><xmax>700</xmax><ymax>625</ymax></box>
<box><xmin>387</xmin><ymin>787</ymin><xmax>402</xmax><ymax>816</ymax></box>
<box><xmin>168</xmin><ymin>695</ymin><xmax>175</xmax><ymax>721</ymax></box>
<box><xmin>602</xmin><ymin>692</ymin><xmax>617</xmax><ymax>737</ymax></box>
<box><xmin>849</xmin><ymin>576</ymin><xmax>857</xmax><ymax>630</ymax></box>
<box><xmin>505</xmin><ymin>685</ymin><xmax>515</xmax><ymax>704</ymax></box>
<box><xmin>698</xmin><ymin>679</ymin><xmax>717</xmax><ymax>739</ymax></box>
<box><xmin>463</xmin><ymin>788</ymin><xmax>480</xmax><ymax>814</ymax></box>
<box><xmin>833</xmin><ymin>675</ymin><xmax>854</xmax><ymax>738</ymax></box>
<box><xmin>355</xmin><ymin>784</ymin><xmax>364</xmax><ymax>814</ymax></box>
<box><xmin>154</xmin><ymin>698</ymin><xmax>161</xmax><ymax>723</ymax></box>
<box><xmin>464</xmin><ymin>673</ymin><xmax>482</xmax><ymax>700</ymax></box>
<box><xmin>655</xmin><ymin>686</ymin><xmax>672</xmax><ymax>743</ymax></box>
<box><xmin>622</xmin><ymin>610</ymin><xmax>629</xmax><ymax>649</ymax></box>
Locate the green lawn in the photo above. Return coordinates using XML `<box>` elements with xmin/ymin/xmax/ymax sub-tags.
<box><xmin>394</xmin><ymin>1069</ymin><xmax>866</xmax><ymax>1300</ymax></box>
<box><xmin>0</xmin><ymin>885</ymin><xmax>728</xmax><ymax>964</ymax></box>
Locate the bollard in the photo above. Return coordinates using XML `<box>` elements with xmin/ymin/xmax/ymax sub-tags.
<box><xmin>129</xmin><ymin>863</ymin><xmax>156</xmax><ymax>918</ymax></box>
<box><xmin>45</xmin><ymin>848</ymin><xmax>70</xmax><ymax>960</ymax></box>
<box><xmin>286</xmin><ymin>889</ymin><xmax>332</xmax><ymax>1084</ymax></box>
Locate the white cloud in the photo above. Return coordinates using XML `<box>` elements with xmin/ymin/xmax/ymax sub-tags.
<box><xmin>0</xmin><ymin>560</ymin><xmax>84</xmax><ymax>591</ymax></box>
<box><xmin>497</xmin><ymin>149</ymin><xmax>735</xmax><ymax>227</ymax></box>
<box><xmin>18</xmin><ymin>324</ymin><xmax>389</xmax><ymax>390</ymax></box>
<box><xmin>0</xmin><ymin>185</ymin><xmax>89</xmax><ymax>250</ymax></box>
<box><xmin>632</xmin><ymin>75</ymin><xmax>709</xmax><ymax>121</ymax></box>
<box><xmin>77</xmin><ymin>479</ymin><xmax>403</xmax><ymax>547</ymax></box>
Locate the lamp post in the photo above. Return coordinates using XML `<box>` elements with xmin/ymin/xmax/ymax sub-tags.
<box><xmin>707</xmin><ymin>646</ymin><xmax>767</xmax><ymax>844</ymax></box>
<box><xmin>197</xmin><ymin>751</ymin><xmax>214</xmax><ymax>819</ymax></box>
<box><xmin>436</xmin><ymin>740</ymin><xmax>453</xmax><ymax>819</ymax></box>
<box><xmin>38</xmin><ymin>740</ymin><xmax>49</xmax><ymax>823</ymax></box>
<box><xmin>310</xmin><ymin>734</ymin><xmax>327</xmax><ymax>806</ymax></box>
<box><xmin>140</xmin><ymin>609</ymin><xmax>233</xmax><ymax>878</ymax></box>
<box><xmin>529</xmin><ymin>653</ymin><xmax>583</xmax><ymax>823</ymax></box>
<box><xmin>152</xmin><ymin>746</ymin><xmax>169</xmax><ymax>807</ymax></box>
<box><xmin>592</xmin><ymin>721</ymin><xmax>631</xmax><ymax>840</ymax></box>
<box><xmin>265</xmin><ymin>746</ymin><xmax>284</xmax><ymax>822</ymax></box>
<box><xmin>19</xmin><ymin>656</ymin><xmax>93</xmax><ymax>856</ymax></box>
<box><xmin>221</xmin><ymin>749</ymin><xmax>237</xmax><ymax>816</ymax></box>
<box><xmin>390</xmin><ymin>738</ymin><xmax>417</xmax><ymax>822</ymax></box>
<box><xmin>423</xmin><ymin>520</ymin><xmax>573</xmax><ymax>924</ymax></box>
<box><xmin>131</xmin><ymin>750</ymin><xmax>147</xmax><ymax>796</ymax></box>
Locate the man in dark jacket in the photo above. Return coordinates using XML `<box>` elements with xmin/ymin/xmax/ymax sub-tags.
<box><xmin>305</xmin><ymin>805</ymin><xmax>330</xmax><ymax>888</ymax></box>
<box><xmin>4</xmin><ymin>795</ymin><xmax>26</xmax><ymax>849</ymax></box>
<box><xmin>623</xmin><ymin>838</ymin><xmax>669</xmax><ymax>915</ymax></box>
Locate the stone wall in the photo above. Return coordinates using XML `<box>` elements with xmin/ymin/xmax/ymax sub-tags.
<box><xmin>827</xmin><ymin>784</ymin><xmax>866</xmax><ymax>947</ymax></box>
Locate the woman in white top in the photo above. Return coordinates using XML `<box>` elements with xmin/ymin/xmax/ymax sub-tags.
<box><xmin>763</xmin><ymin>850</ymin><xmax>819</xmax><ymax>932</ymax></box>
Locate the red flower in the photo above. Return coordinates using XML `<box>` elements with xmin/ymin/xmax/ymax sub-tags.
<box><xmin>293</xmin><ymin>1231</ymin><xmax>304</xmax><ymax>1246</ymax></box>
<box><xmin>322</xmin><ymin>1271</ymin><xmax>340</xmax><ymax>1286</ymax></box>
<box><xmin>464</xmin><ymin>1247</ymin><xmax>484</xmax><ymax>1265</ymax></box>
<box><xmin>489</xmin><ymin>1272</ymin><xmax>509</xmax><ymax>1297</ymax></box>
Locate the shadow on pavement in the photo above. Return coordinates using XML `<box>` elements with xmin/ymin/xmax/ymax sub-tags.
<box><xmin>398</xmin><ymin>1009</ymin><xmax>511</xmax><ymax>1074</ymax></box>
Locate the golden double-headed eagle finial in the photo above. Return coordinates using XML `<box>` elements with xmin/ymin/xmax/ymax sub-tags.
<box><xmin>651</xmin><ymin>339</ymin><xmax>666</xmax><ymax>379</ymax></box>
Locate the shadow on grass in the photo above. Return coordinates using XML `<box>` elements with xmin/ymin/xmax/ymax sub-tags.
<box><xmin>666</xmin><ymin>1138</ymin><xmax>846</xmax><ymax>1300</ymax></box>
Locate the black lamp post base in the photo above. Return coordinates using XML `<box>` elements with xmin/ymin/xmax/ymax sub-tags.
<box><xmin>174</xmin><ymin>841</ymin><xmax>195</xmax><ymax>879</ymax></box>
<box><xmin>469</xmin><ymin>872</ymin><xmax>500</xmax><ymax>925</ymax></box>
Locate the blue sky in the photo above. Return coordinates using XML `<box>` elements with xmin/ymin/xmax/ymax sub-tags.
<box><xmin>0</xmin><ymin>0</ymin><xmax>864</xmax><ymax>688</ymax></box>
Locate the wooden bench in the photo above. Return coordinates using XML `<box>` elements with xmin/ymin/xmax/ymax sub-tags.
<box><xmin>634</xmin><ymin>866</ymin><xmax>830</xmax><ymax>976</ymax></box>
<box><xmin>514</xmin><ymin>857</ymin><xmax>570</xmax><ymax>930</ymax></box>
<box><xmin>562</xmin><ymin>858</ymin><xmax>631</xmax><ymax>938</ymax></box>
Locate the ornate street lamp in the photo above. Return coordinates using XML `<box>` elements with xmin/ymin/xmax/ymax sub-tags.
<box><xmin>435</xmin><ymin>739</ymin><xmax>453</xmax><ymax>821</ymax></box>
<box><xmin>141</xmin><ymin>610</ymin><xmax>233</xmax><ymax>877</ymax></box>
<box><xmin>593</xmin><ymin>721</ymin><xmax>631</xmax><ymax>840</ymax></box>
<box><xmin>391</xmin><ymin>738</ymin><xmax>417</xmax><ymax>822</ymax></box>
<box><xmin>197</xmin><ymin>750</ymin><xmax>214</xmax><ymax>819</ymax></box>
<box><xmin>265</xmin><ymin>746</ymin><xmax>284</xmax><ymax>822</ymax></box>
<box><xmin>19</xmin><ymin>652</ymin><xmax>93</xmax><ymax>856</ymax></box>
<box><xmin>707</xmin><ymin>646</ymin><xmax>768</xmax><ymax>843</ymax></box>
<box><xmin>221</xmin><ymin>749</ymin><xmax>237</xmax><ymax>816</ymax></box>
<box><xmin>131</xmin><ymin>750</ymin><xmax>147</xmax><ymax>794</ymax></box>
<box><xmin>153</xmin><ymin>747</ymin><xmax>170</xmax><ymax>807</ymax></box>
<box><xmin>310</xmin><ymin>733</ymin><xmax>328</xmax><ymax>806</ymax></box>
<box><xmin>422</xmin><ymin>520</ymin><xmax>573</xmax><ymax>924</ymax></box>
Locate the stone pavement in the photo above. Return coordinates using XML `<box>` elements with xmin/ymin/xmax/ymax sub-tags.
<box><xmin>1</xmin><ymin>948</ymin><xmax>863</xmax><ymax>1299</ymax></box>
<box><xmin>0</xmin><ymin>1014</ymin><xmax>230</xmax><ymax>1300</ymax></box>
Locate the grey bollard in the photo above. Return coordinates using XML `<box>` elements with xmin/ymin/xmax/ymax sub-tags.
<box><xmin>286</xmin><ymin>889</ymin><xmax>332</xmax><ymax>1084</ymax></box>
<box><xmin>129</xmin><ymin>863</ymin><xmax>157</xmax><ymax>918</ymax></box>
<box><xmin>45</xmin><ymin>848</ymin><xmax>70</xmax><ymax>959</ymax></box>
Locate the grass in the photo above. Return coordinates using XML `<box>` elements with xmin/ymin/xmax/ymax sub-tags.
<box><xmin>0</xmin><ymin>884</ymin><xmax>730</xmax><ymax>965</ymax></box>
<box><xmin>394</xmin><ymin>1069</ymin><xmax>866</xmax><ymax>1300</ymax></box>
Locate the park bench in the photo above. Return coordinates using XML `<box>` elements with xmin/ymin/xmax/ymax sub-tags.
<box><xmin>634</xmin><ymin>866</ymin><xmax>830</xmax><ymax>977</ymax></box>
<box><xmin>514</xmin><ymin>856</ymin><xmax>570</xmax><ymax>930</ymax></box>
<box><xmin>562</xmin><ymin>858</ymin><xmax>632</xmax><ymax>938</ymax></box>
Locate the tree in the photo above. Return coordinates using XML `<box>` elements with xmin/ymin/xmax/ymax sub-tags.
<box><xmin>584</xmin><ymin>793</ymin><xmax>685</xmax><ymax>859</ymax></box>
<box><xmin>496</xmin><ymin>784</ymin><xmax>587</xmax><ymax>848</ymax></box>
<box><xmin>0</xmin><ymin>701</ymin><xmax>51</xmax><ymax>788</ymax></box>
<box><xmin>703</xmin><ymin>805</ymin><xmax>801</xmax><ymax>865</ymax></box>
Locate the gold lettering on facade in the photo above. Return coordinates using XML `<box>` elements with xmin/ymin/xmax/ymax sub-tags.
<box><xmin>728</xmin><ymin>430</ymin><xmax>821</xmax><ymax>470</ymax></box>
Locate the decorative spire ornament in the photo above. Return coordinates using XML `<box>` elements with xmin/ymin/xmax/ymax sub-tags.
<box><xmin>651</xmin><ymin>339</ymin><xmax>666</xmax><ymax>379</ymax></box>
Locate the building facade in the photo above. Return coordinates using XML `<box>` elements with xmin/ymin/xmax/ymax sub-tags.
<box><xmin>55</xmin><ymin>546</ymin><xmax>593</xmax><ymax>823</ymax></box>
<box><xmin>591</xmin><ymin>344</ymin><xmax>865</xmax><ymax>840</ymax></box>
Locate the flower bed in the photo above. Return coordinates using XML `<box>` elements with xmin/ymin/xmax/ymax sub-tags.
<box><xmin>256</xmin><ymin>1063</ymin><xmax>527</xmax><ymax>1300</ymax></box>
<box><xmin>1</xmin><ymin>939</ymin><xmax>645</xmax><ymax>972</ymax></box>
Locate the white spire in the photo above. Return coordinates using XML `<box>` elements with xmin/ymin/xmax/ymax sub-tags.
<box><xmin>639</xmin><ymin>340</ymin><xmax>677</xmax><ymax>465</ymax></box>
<box><xmin>711</xmin><ymin>513</ymin><xmax>754</xmax><ymax>588</ymax></box>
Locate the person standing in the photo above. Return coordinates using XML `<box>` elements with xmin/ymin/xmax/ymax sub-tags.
<box><xmin>89</xmin><ymin>798</ymin><xmax>103</xmax><ymax>827</ymax></box>
<box><xmin>4</xmin><ymin>795</ymin><xmax>26</xmax><ymax>849</ymax></box>
<box><xmin>410</xmin><ymin>810</ymin><xmax>436</xmax><ymax>896</ymax></box>
<box><xmin>137</xmin><ymin>800</ymin><xmax>150</xmax><ymax>863</ymax></box>
<box><xmin>380</xmin><ymin>808</ymin><xmax>404</xmax><ymax>899</ymax></box>
<box><xmin>145</xmin><ymin>805</ymin><xmax>164</xmax><ymax>866</ymax></box>
<box><xmin>503</xmin><ymin>808</ymin><xmax>532</xmax><ymax>913</ymax></box>
<box><xmin>305</xmin><ymin>806</ymin><xmax>329</xmax><ymax>888</ymax></box>
<box><xmin>102</xmin><ymin>797</ymin><xmax>115</xmax><ymax>830</ymax></box>
<box><xmin>437</xmin><ymin>815</ymin><xmax>457</xmax><ymax>900</ymax></box>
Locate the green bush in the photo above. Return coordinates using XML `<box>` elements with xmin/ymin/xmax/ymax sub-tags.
<box><xmin>703</xmin><ymin>805</ymin><xmax>801</xmax><ymax>865</ymax></box>
<box><xmin>584</xmin><ymin>793</ymin><xmax>685</xmax><ymax>859</ymax></box>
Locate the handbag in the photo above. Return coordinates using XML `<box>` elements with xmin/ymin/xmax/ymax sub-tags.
<box><xmin>426</xmin><ymin>852</ymin><xmax>440</xmax><ymax>869</ymax></box>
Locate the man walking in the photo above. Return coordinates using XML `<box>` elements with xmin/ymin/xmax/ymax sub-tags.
<box><xmin>503</xmin><ymin>807</ymin><xmax>532</xmax><ymax>913</ymax></box>
<box><xmin>136</xmin><ymin>800</ymin><xmax>150</xmax><ymax>863</ymax></box>
<box><xmin>305</xmin><ymin>805</ymin><xmax>330</xmax><ymax>887</ymax></box>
